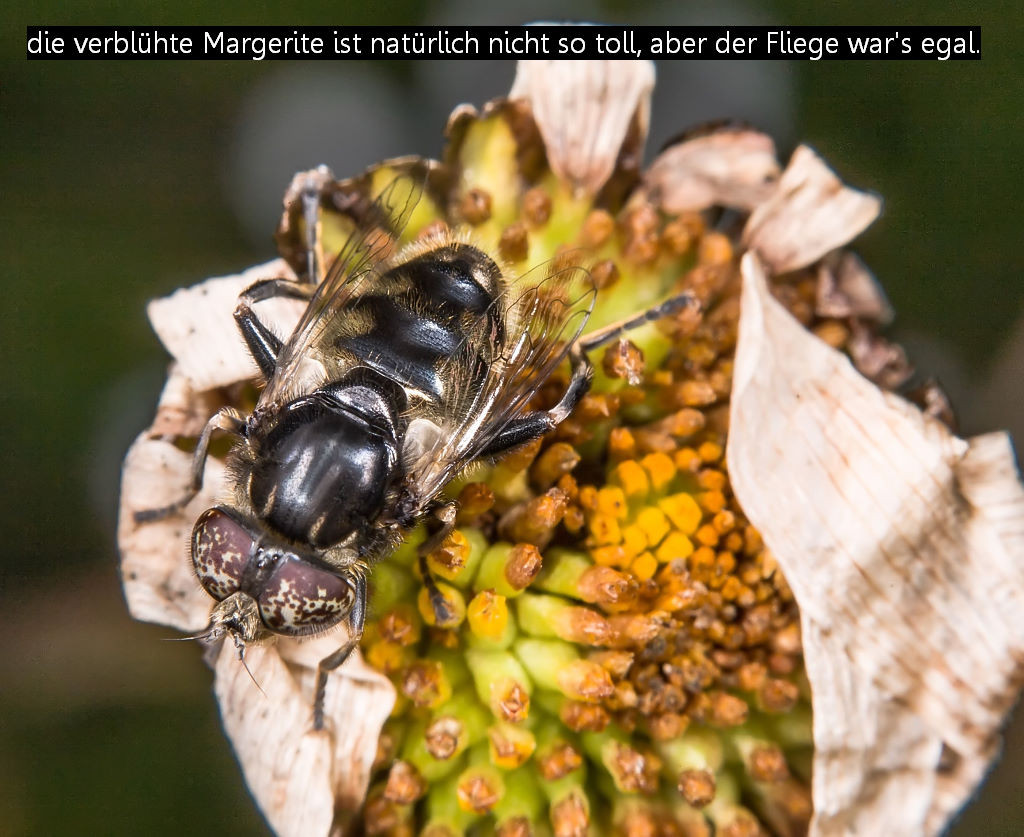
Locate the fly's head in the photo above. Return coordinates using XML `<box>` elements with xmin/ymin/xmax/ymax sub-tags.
<box><xmin>191</xmin><ymin>506</ymin><xmax>358</xmax><ymax>644</ymax></box>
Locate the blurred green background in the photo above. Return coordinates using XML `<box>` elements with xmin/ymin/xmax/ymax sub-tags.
<box><xmin>4</xmin><ymin>2</ymin><xmax>1022</xmax><ymax>835</ymax></box>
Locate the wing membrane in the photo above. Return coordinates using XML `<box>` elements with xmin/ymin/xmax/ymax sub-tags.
<box><xmin>402</xmin><ymin>258</ymin><xmax>595</xmax><ymax>509</ymax></box>
<box><xmin>260</xmin><ymin>173</ymin><xmax>426</xmax><ymax>405</ymax></box>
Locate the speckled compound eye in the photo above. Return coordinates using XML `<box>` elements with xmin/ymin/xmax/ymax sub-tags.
<box><xmin>192</xmin><ymin>507</ymin><xmax>254</xmax><ymax>602</ymax></box>
<box><xmin>256</xmin><ymin>556</ymin><xmax>353</xmax><ymax>637</ymax></box>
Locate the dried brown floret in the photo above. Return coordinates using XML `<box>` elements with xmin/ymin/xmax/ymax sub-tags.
<box><xmin>678</xmin><ymin>768</ymin><xmax>717</xmax><ymax>808</ymax></box>
<box><xmin>459</xmin><ymin>187</ymin><xmax>493</xmax><ymax>224</ymax></box>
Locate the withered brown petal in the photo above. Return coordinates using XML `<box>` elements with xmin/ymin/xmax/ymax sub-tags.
<box><xmin>510</xmin><ymin>59</ymin><xmax>654</xmax><ymax>197</ymax></box>
<box><xmin>728</xmin><ymin>253</ymin><xmax>1024</xmax><ymax>836</ymax></box>
<box><xmin>742</xmin><ymin>145</ymin><xmax>882</xmax><ymax>273</ymax></box>
<box><xmin>643</xmin><ymin>125</ymin><xmax>781</xmax><ymax>212</ymax></box>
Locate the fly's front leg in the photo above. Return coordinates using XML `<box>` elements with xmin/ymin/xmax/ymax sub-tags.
<box><xmin>134</xmin><ymin>407</ymin><xmax>246</xmax><ymax>523</ymax></box>
<box><xmin>313</xmin><ymin>573</ymin><xmax>367</xmax><ymax>731</ymax></box>
<box><xmin>417</xmin><ymin>502</ymin><xmax>458</xmax><ymax>625</ymax></box>
<box><xmin>233</xmin><ymin>278</ymin><xmax>316</xmax><ymax>380</ymax></box>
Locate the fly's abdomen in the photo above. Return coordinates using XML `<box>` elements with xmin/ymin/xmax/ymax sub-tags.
<box><xmin>337</xmin><ymin>294</ymin><xmax>461</xmax><ymax>400</ymax></box>
<box><xmin>335</xmin><ymin>243</ymin><xmax>503</xmax><ymax>405</ymax></box>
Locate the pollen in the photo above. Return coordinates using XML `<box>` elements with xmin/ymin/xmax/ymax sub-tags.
<box><xmin>657</xmin><ymin>493</ymin><xmax>702</xmax><ymax>535</ymax></box>
<box><xmin>609</xmin><ymin>460</ymin><xmax>650</xmax><ymax>498</ymax></box>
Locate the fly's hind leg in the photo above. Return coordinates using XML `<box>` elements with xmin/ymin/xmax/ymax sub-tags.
<box><xmin>133</xmin><ymin>407</ymin><xmax>246</xmax><ymax>523</ymax></box>
<box><xmin>313</xmin><ymin>573</ymin><xmax>367</xmax><ymax>731</ymax></box>
<box><xmin>578</xmin><ymin>291</ymin><xmax>698</xmax><ymax>354</ymax></box>
<box><xmin>477</xmin><ymin>291</ymin><xmax>700</xmax><ymax>461</ymax></box>
<box><xmin>417</xmin><ymin>502</ymin><xmax>459</xmax><ymax>625</ymax></box>
<box><xmin>233</xmin><ymin>171</ymin><xmax>327</xmax><ymax>377</ymax></box>
<box><xmin>233</xmin><ymin>278</ymin><xmax>316</xmax><ymax>379</ymax></box>
<box><xmin>477</xmin><ymin>344</ymin><xmax>594</xmax><ymax>460</ymax></box>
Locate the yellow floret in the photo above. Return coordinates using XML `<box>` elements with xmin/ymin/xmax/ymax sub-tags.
<box><xmin>590</xmin><ymin>545</ymin><xmax>628</xmax><ymax>568</ymax></box>
<box><xmin>673</xmin><ymin>448</ymin><xmax>702</xmax><ymax>472</ymax></box>
<box><xmin>655</xmin><ymin>531</ymin><xmax>695</xmax><ymax>563</ymax></box>
<box><xmin>630</xmin><ymin>551</ymin><xmax>658</xmax><ymax>581</ymax></box>
<box><xmin>697</xmin><ymin>441</ymin><xmax>723</xmax><ymax>463</ymax></box>
<box><xmin>635</xmin><ymin>507</ymin><xmax>670</xmax><ymax>548</ymax></box>
<box><xmin>596</xmin><ymin>486</ymin><xmax>629</xmax><ymax>520</ymax></box>
<box><xmin>619</xmin><ymin>524</ymin><xmax>648</xmax><ymax>559</ymax></box>
<box><xmin>609</xmin><ymin>460</ymin><xmax>650</xmax><ymax>497</ymax></box>
<box><xmin>639</xmin><ymin>453</ymin><xmax>676</xmax><ymax>493</ymax></box>
<box><xmin>587</xmin><ymin>513</ymin><xmax>623</xmax><ymax>546</ymax></box>
<box><xmin>658</xmin><ymin>493</ymin><xmax>702</xmax><ymax>535</ymax></box>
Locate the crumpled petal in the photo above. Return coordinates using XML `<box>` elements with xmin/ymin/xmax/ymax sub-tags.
<box><xmin>743</xmin><ymin>146</ymin><xmax>882</xmax><ymax>273</ymax></box>
<box><xmin>118</xmin><ymin>367</ymin><xmax>227</xmax><ymax>633</ymax></box>
<box><xmin>147</xmin><ymin>259</ymin><xmax>305</xmax><ymax>390</ymax></box>
<box><xmin>728</xmin><ymin>253</ymin><xmax>1024</xmax><ymax>836</ymax></box>
<box><xmin>510</xmin><ymin>59</ymin><xmax>654</xmax><ymax>197</ymax></box>
<box><xmin>642</xmin><ymin>124</ymin><xmax>781</xmax><ymax>212</ymax></box>
<box><xmin>215</xmin><ymin>639</ymin><xmax>395</xmax><ymax>837</ymax></box>
<box><xmin>815</xmin><ymin>250</ymin><xmax>893</xmax><ymax>324</ymax></box>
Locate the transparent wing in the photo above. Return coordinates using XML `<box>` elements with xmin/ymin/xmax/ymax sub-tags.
<box><xmin>402</xmin><ymin>258</ymin><xmax>596</xmax><ymax>511</ymax></box>
<box><xmin>260</xmin><ymin>172</ymin><xmax>427</xmax><ymax>405</ymax></box>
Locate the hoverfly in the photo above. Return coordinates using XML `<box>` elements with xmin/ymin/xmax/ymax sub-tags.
<box><xmin>137</xmin><ymin>163</ymin><xmax>694</xmax><ymax>729</ymax></box>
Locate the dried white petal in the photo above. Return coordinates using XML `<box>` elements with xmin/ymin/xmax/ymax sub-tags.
<box><xmin>510</xmin><ymin>59</ymin><xmax>654</xmax><ymax>196</ymax></box>
<box><xmin>146</xmin><ymin>365</ymin><xmax>224</xmax><ymax>440</ymax></box>
<box><xmin>815</xmin><ymin>251</ymin><xmax>894</xmax><ymax>324</ymax></box>
<box><xmin>728</xmin><ymin>253</ymin><xmax>1024</xmax><ymax>836</ymax></box>
<box><xmin>743</xmin><ymin>146</ymin><xmax>882</xmax><ymax>273</ymax></box>
<box><xmin>642</xmin><ymin>125</ymin><xmax>780</xmax><ymax>212</ymax></box>
<box><xmin>147</xmin><ymin>259</ymin><xmax>304</xmax><ymax>391</ymax></box>
<box><xmin>215</xmin><ymin>640</ymin><xmax>394</xmax><ymax>837</ymax></box>
<box><xmin>118</xmin><ymin>370</ymin><xmax>228</xmax><ymax>632</ymax></box>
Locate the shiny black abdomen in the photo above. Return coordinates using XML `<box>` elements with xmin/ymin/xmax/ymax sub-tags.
<box><xmin>334</xmin><ymin>244</ymin><xmax>501</xmax><ymax>404</ymax></box>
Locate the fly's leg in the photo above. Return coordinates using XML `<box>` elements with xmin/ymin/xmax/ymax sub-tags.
<box><xmin>233</xmin><ymin>171</ymin><xmax>326</xmax><ymax>377</ymax></box>
<box><xmin>313</xmin><ymin>573</ymin><xmax>367</xmax><ymax>731</ymax></box>
<box><xmin>578</xmin><ymin>291</ymin><xmax>697</xmax><ymax>353</ymax></box>
<box><xmin>417</xmin><ymin>502</ymin><xmax>459</xmax><ymax>624</ymax></box>
<box><xmin>133</xmin><ymin>407</ymin><xmax>246</xmax><ymax>523</ymax></box>
<box><xmin>477</xmin><ymin>344</ymin><xmax>593</xmax><ymax>459</ymax></box>
<box><xmin>478</xmin><ymin>292</ymin><xmax>699</xmax><ymax>461</ymax></box>
<box><xmin>233</xmin><ymin>279</ymin><xmax>316</xmax><ymax>380</ymax></box>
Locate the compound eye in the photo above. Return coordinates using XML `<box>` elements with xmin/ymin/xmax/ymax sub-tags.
<box><xmin>192</xmin><ymin>508</ymin><xmax>254</xmax><ymax>602</ymax></box>
<box><xmin>257</xmin><ymin>557</ymin><xmax>353</xmax><ymax>637</ymax></box>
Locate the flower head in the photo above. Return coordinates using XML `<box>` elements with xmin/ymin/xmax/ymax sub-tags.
<box><xmin>119</xmin><ymin>60</ymin><xmax>1024</xmax><ymax>837</ymax></box>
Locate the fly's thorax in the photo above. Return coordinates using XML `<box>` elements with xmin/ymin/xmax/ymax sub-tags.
<box><xmin>192</xmin><ymin>506</ymin><xmax>357</xmax><ymax>639</ymax></box>
<box><xmin>246</xmin><ymin>392</ymin><xmax>400</xmax><ymax>549</ymax></box>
